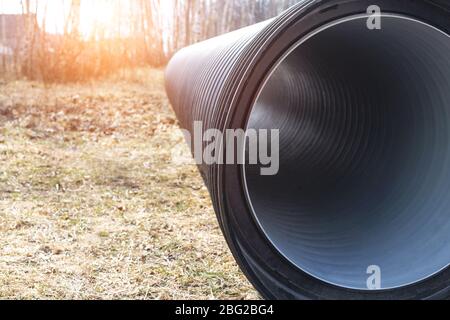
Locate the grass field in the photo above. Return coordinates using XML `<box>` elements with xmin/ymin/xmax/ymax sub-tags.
<box><xmin>0</xmin><ymin>69</ymin><xmax>259</xmax><ymax>299</ymax></box>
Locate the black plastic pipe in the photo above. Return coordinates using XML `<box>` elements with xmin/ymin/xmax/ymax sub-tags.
<box><xmin>165</xmin><ymin>0</ymin><xmax>450</xmax><ymax>299</ymax></box>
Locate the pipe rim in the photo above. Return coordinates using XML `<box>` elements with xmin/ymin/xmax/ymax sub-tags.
<box><xmin>242</xmin><ymin>13</ymin><xmax>450</xmax><ymax>291</ymax></box>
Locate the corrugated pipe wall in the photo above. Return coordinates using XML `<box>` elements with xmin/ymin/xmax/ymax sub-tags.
<box><xmin>165</xmin><ymin>0</ymin><xmax>450</xmax><ymax>299</ymax></box>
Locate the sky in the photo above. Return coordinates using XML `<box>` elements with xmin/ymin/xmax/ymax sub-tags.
<box><xmin>1</xmin><ymin>0</ymin><xmax>67</xmax><ymax>34</ymax></box>
<box><xmin>0</xmin><ymin>0</ymin><xmax>172</xmax><ymax>37</ymax></box>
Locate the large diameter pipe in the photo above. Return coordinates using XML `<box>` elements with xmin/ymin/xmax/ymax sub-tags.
<box><xmin>165</xmin><ymin>0</ymin><xmax>450</xmax><ymax>299</ymax></box>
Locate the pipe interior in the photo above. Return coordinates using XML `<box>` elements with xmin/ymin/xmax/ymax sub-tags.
<box><xmin>244</xmin><ymin>16</ymin><xmax>450</xmax><ymax>290</ymax></box>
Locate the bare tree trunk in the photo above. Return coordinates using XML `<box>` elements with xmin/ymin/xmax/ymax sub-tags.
<box><xmin>171</xmin><ymin>0</ymin><xmax>180</xmax><ymax>54</ymax></box>
<box><xmin>184</xmin><ymin>0</ymin><xmax>193</xmax><ymax>46</ymax></box>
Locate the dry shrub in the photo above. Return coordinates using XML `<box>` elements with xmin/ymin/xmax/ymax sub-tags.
<box><xmin>33</xmin><ymin>35</ymin><xmax>167</xmax><ymax>83</ymax></box>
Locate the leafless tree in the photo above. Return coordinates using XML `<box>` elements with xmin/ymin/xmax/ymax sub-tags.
<box><xmin>1</xmin><ymin>0</ymin><xmax>300</xmax><ymax>81</ymax></box>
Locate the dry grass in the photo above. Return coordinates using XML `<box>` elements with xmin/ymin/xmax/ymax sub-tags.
<box><xmin>0</xmin><ymin>68</ymin><xmax>259</xmax><ymax>300</ymax></box>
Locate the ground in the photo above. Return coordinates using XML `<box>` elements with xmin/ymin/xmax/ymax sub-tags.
<box><xmin>0</xmin><ymin>69</ymin><xmax>259</xmax><ymax>299</ymax></box>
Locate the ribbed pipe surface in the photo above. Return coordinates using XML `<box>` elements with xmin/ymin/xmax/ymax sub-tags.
<box><xmin>166</xmin><ymin>0</ymin><xmax>450</xmax><ymax>299</ymax></box>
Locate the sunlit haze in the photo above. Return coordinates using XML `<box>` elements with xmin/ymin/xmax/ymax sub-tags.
<box><xmin>0</xmin><ymin>0</ymin><xmax>171</xmax><ymax>38</ymax></box>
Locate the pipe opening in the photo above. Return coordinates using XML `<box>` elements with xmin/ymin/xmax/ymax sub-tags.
<box><xmin>244</xmin><ymin>16</ymin><xmax>450</xmax><ymax>290</ymax></box>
